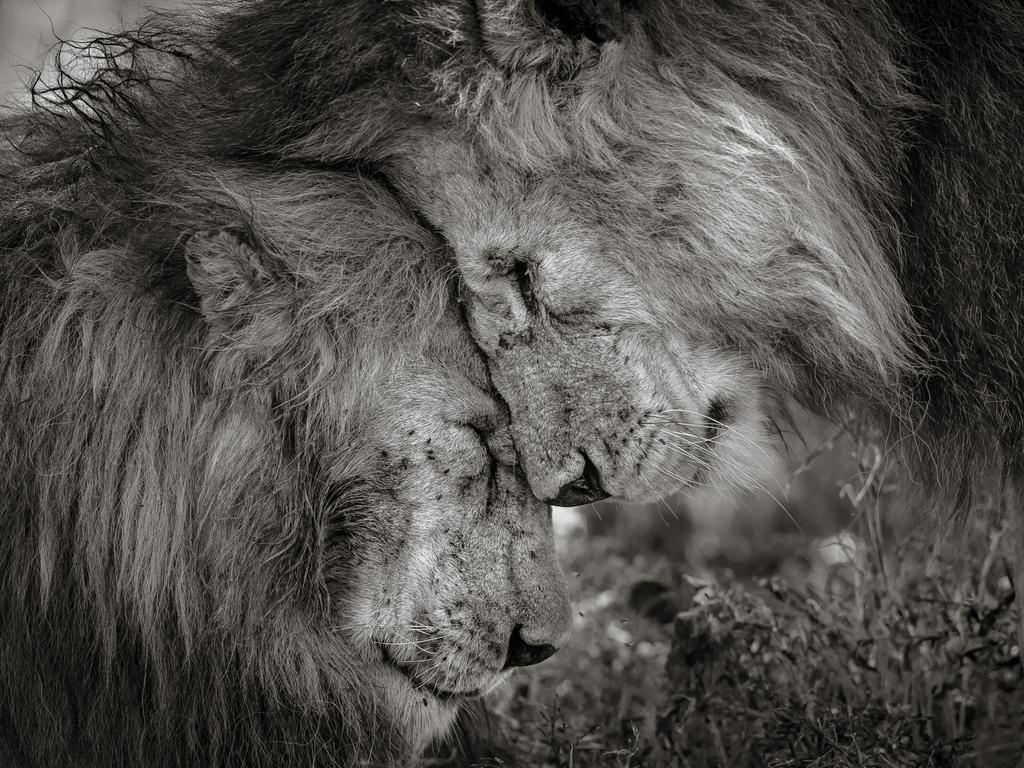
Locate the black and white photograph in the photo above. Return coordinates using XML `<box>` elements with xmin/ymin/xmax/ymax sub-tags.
<box><xmin>2</xmin><ymin>1</ymin><xmax>1022</xmax><ymax>765</ymax></box>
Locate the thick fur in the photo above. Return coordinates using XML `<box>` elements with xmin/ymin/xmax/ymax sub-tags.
<box><xmin>0</xmin><ymin>100</ymin><xmax>570</xmax><ymax>766</ymax></box>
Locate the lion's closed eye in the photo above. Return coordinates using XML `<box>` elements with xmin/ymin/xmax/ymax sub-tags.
<box><xmin>437</xmin><ymin>422</ymin><xmax>493</xmax><ymax>480</ymax></box>
<box><xmin>510</xmin><ymin>259</ymin><xmax>540</xmax><ymax>315</ymax></box>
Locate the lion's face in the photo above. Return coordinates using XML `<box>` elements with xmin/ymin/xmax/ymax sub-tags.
<box><xmin>182</xmin><ymin>174</ymin><xmax>571</xmax><ymax>754</ymax></box>
<box><xmin>387</xmin><ymin>144</ymin><xmax>779</xmax><ymax>506</ymax></box>
<box><xmin>391</xmin><ymin>141</ymin><xmax>904</xmax><ymax>507</ymax></box>
<box><xmin>347</xmin><ymin>338</ymin><xmax>570</xmax><ymax>746</ymax></box>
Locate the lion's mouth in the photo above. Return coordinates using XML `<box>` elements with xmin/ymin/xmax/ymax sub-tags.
<box><xmin>377</xmin><ymin>643</ymin><xmax>480</xmax><ymax>702</ymax></box>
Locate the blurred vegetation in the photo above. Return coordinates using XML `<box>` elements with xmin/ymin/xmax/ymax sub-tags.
<box><xmin>0</xmin><ymin>0</ymin><xmax>168</xmax><ymax>104</ymax></box>
<box><xmin>437</xmin><ymin>427</ymin><xmax>1023</xmax><ymax>767</ymax></box>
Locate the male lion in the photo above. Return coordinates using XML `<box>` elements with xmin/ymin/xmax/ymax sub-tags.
<box><xmin>0</xmin><ymin>121</ymin><xmax>569</xmax><ymax>766</ymax></box>
<box><xmin>364</xmin><ymin>2</ymin><xmax>1020</xmax><ymax>527</ymax></box>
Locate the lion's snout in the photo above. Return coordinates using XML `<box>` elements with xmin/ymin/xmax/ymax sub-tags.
<box><xmin>503</xmin><ymin>625</ymin><xmax>559</xmax><ymax>668</ymax></box>
<box><xmin>543</xmin><ymin>449</ymin><xmax>611</xmax><ymax>507</ymax></box>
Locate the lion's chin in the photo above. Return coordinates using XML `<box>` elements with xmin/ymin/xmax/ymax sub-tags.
<box><xmin>378</xmin><ymin>668</ymin><xmax>462</xmax><ymax>756</ymax></box>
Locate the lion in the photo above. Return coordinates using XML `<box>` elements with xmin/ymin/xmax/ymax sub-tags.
<box><xmin>0</xmin><ymin>106</ymin><xmax>571</xmax><ymax>766</ymax></box>
<box><xmin>359</xmin><ymin>1</ymin><xmax>1020</xmax><ymax>526</ymax></box>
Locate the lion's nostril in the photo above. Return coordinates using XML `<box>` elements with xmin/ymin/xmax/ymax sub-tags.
<box><xmin>503</xmin><ymin>625</ymin><xmax>559</xmax><ymax>669</ymax></box>
<box><xmin>544</xmin><ymin>451</ymin><xmax>610</xmax><ymax>507</ymax></box>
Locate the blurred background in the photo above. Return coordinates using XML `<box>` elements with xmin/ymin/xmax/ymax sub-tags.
<box><xmin>0</xmin><ymin>0</ymin><xmax>176</xmax><ymax>104</ymax></box>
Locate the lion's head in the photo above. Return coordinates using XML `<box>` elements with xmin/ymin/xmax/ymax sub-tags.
<box><xmin>368</xmin><ymin>0</ymin><xmax>922</xmax><ymax>507</ymax></box>
<box><xmin>0</xmin><ymin>159</ymin><xmax>570</xmax><ymax>766</ymax></box>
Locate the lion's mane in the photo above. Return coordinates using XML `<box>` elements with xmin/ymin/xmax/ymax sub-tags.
<box><xmin>0</xmin><ymin>18</ymin><xmax>462</xmax><ymax>765</ymax></box>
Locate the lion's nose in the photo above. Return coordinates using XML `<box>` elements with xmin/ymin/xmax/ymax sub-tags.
<box><xmin>503</xmin><ymin>625</ymin><xmax>560</xmax><ymax>668</ymax></box>
<box><xmin>545</xmin><ymin>451</ymin><xmax>609</xmax><ymax>507</ymax></box>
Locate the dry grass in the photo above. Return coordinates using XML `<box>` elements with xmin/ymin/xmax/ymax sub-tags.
<box><xmin>434</xmin><ymin>439</ymin><xmax>1024</xmax><ymax>768</ymax></box>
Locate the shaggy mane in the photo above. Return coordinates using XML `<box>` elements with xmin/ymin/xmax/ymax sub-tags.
<box><xmin>1</xmin><ymin>11</ymin><xmax>456</xmax><ymax>765</ymax></box>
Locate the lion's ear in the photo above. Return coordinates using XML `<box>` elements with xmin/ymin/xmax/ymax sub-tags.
<box><xmin>183</xmin><ymin>228</ymin><xmax>285</xmax><ymax>329</ymax></box>
<box><xmin>532</xmin><ymin>0</ymin><xmax>629</xmax><ymax>44</ymax></box>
